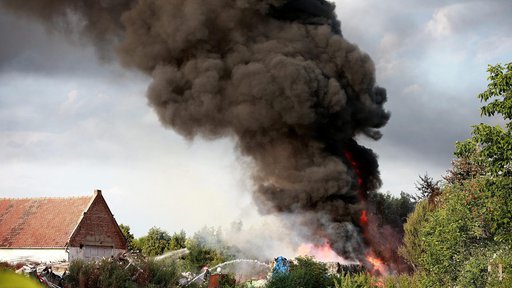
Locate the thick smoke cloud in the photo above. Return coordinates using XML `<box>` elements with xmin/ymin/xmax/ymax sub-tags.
<box><xmin>1</xmin><ymin>0</ymin><xmax>389</xmax><ymax>262</ymax></box>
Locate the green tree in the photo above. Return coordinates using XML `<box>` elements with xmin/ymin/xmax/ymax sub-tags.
<box><xmin>368</xmin><ymin>191</ymin><xmax>416</xmax><ymax>230</ymax></box>
<box><xmin>119</xmin><ymin>224</ymin><xmax>135</xmax><ymax>251</ymax></box>
<box><xmin>398</xmin><ymin>200</ymin><xmax>430</xmax><ymax>271</ymax></box>
<box><xmin>413</xmin><ymin>174</ymin><xmax>441</xmax><ymax>202</ymax></box>
<box><xmin>131</xmin><ymin>236</ymin><xmax>146</xmax><ymax>253</ymax></box>
<box><xmin>168</xmin><ymin>230</ymin><xmax>187</xmax><ymax>251</ymax></box>
<box><xmin>185</xmin><ymin>227</ymin><xmax>234</xmax><ymax>271</ymax></box>
<box><xmin>400</xmin><ymin>62</ymin><xmax>512</xmax><ymax>287</ymax></box>
<box><xmin>455</xmin><ymin>62</ymin><xmax>512</xmax><ymax>177</ymax></box>
<box><xmin>142</xmin><ymin>227</ymin><xmax>171</xmax><ymax>257</ymax></box>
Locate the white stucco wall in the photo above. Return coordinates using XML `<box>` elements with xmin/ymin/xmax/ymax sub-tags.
<box><xmin>68</xmin><ymin>246</ymin><xmax>125</xmax><ymax>261</ymax></box>
<box><xmin>0</xmin><ymin>248</ymin><xmax>68</xmax><ymax>263</ymax></box>
<box><xmin>0</xmin><ymin>246</ymin><xmax>126</xmax><ymax>263</ymax></box>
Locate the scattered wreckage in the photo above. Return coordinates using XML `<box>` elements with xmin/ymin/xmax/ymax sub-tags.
<box><xmin>14</xmin><ymin>263</ymin><xmax>66</xmax><ymax>288</ymax></box>
<box><xmin>5</xmin><ymin>250</ymin><xmax>366</xmax><ymax>287</ymax></box>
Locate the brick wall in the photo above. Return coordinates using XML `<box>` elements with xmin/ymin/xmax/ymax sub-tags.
<box><xmin>69</xmin><ymin>192</ymin><xmax>127</xmax><ymax>250</ymax></box>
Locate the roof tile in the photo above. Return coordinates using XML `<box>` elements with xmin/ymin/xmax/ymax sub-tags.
<box><xmin>0</xmin><ymin>196</ymin><xmax>93</xmax><ymax>248</ymax></box>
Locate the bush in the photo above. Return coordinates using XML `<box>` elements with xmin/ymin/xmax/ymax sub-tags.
<box><xmin>382</xmin><ymin>273</ymin><xmax>426</xmax><ymax>288</ymax></box>
<box><xmin>266</xmin><ymin>256</ymin><xmax>332</xmax><ymax>288</ymax></box>
<box><xmin>332</xmin><ymin>273</ymin><xmax>375</xmax><ymax>288</ymax></box>
<box><xmin>146</xmin><ymin>259</ymin><xmax>180</xmax><ymax>287</ymax></box>
<box><xmin>97</xmin><ymin>259</ymin><xmax>133</xmax><ymax>287</ymax></box>
<box><xmin>66</xmin><ymin>260</ymin><xmax>94</xmax><ymax>287</ymax></box>
<box><xmin>65</xmin><ymin>258</ymin><xmax>180</xmax><ymax>288</ymax></box>
<box><xmin>66</xmin><ymin>259</ymin><xmax>135</xmax><ymax>288</ymax></box>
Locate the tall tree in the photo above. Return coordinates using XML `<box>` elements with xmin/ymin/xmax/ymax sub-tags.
<box><xmin>414</xmin><ymin>174</ymin><xmax>441</xmax><ymax>203</ymax></box>
<box><xmin>400</xmin><ymin>62</ymin><xmax>512</xmax><ymax>287</ymax></box>
<box><xmin>455</xmin><ymin>62</ymin><xmax>512</xmax><ymax>177</ymax></box>
<box><xmin>142</xmin><ymin>227</ymin><xmax>171</xmax><ymax>257</ymax></box>
<box><xmin>118</xmin><ymin>224</ymin><xmax>135</xmax><ymax>251</ymax></box>
<box><xmin>167</xmin><ymin>230</ymin><xmax>187</xmax><ymax>251</ymax></box>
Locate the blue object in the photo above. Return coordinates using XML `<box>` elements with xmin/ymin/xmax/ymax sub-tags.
<box><xmin>272</xmin><ymin>256</ymin><xmax>290</xmax><ymax>276</ymax></box>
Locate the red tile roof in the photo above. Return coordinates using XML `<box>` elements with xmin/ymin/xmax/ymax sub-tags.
<box><xmin>0</xmin><ymin>195</ymin><xmax>94</xmax><ymax>248</ymax></box>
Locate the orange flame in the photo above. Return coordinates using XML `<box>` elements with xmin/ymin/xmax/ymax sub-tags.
<box><xmin>297</xmin><ymin>240</ymin><xmax>351</xmax><ymax>263</ymax></box>
<box><xmin>344</xmin><ymin>149</ymin><xmax>392</xmax><ymax>278</ymax></box>
<box><xmin>366</xmin><ymin>251</ymin><xmax>389</xmax><ymax>277</ymax></box>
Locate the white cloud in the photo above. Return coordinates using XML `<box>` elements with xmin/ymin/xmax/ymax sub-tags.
<box><xmin>476</xmin><ymin>36</ymin><xmax>512</xmax><ymax>64</ymax></box>
<box><xmin>401</xmin><ymin>84</ymin><xmax>422</xmax><ymax>95</ymax></box>
<box><xmin>378</xmin><ymin>33</ymin><xmax>401</xmax><ymax>57</ymax></box>
<box><xmin>59</xmin><ymin>89</ymin><xmax>82</xmax><ymax>115</ymax></box>
<box><xmin>427</xmin><ymin>8</ymin><xmax>453</xmax><ymax>38</ymax></box>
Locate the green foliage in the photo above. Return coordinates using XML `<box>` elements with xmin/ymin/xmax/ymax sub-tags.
<box><xmin>65</xmin><ymin>260</ymin><xmax>92</xmax><ymax>287</ymax></box>
<box><xmin>185</xmin><ymin>227</ymin><xmax>234</xmax><ymax>271</ymax></box>
<box><xmin>478</xmin><ymin>62</ymin><xmax>512</xmax><ymax>122</ymax></box>
<box><xmin>417</xmin><ymin>184</ymin><xmax>477</xmax><ymax>285</ymax></box>
<box><xmin>382</xmin><ymin>273</ymin><xmax>425</xmax><ymax>288</ymax></box>
<box><xmin>66</xmin><ymin>258</ymin><xmax>180</xmax><ymax>288</ymax></box>
<box><xmin>398</xmin><ymin>200</ymin><xmax>430</xmax><ymax>270</ymax></box>
<box><xmin>456</xmin><ymin>249</ymin><xmax>488</xmax><ymax>288</ymax></box>
<box><xmin>119</xmin><ymin>224</ymin><xmax>135</xmax><ymax>251</ymax></box>
<box><xmin>332</xmin><ymin>273</ymin><xmax>375</xmax><ymax>288</ymax></box>
<box><xmin>445</xmin><ymin>141</ymin><xmax>486</xmax><ymax>185</ymax></box>
<box><xmin>400</xmin><ymin>175</ymin><xmax>512</xmax><ymax>286</ymax></box>
<box><xmin>399</xmin><ymin>62</ymin><xmax>512</xmax><ymax>287</ymax></box>
<box><xmin>266</xmin><ymin>256</ymin><xmax>332</xmax><ymax>288</ymax></box>
<box><xmin>146</xmin><ymin>259</ymin><xmax>180</xmax><ymax>287</ymax></box>
<box><xmin>132</xmin><ymin>236</ymin><xmax>147</xmax><ymax>253</ymax></box>
<box><xmin>414</xmin><ymin>174</ymin><xmax>440</xmax><ymax>201</ymax></box>
<box><xmin>487</xmin><ymin>246</ymin><xmax>512</xmax><ymax>288</ymax></box>
<box><xmin>458</xmin><ymin>124</ymin><xmax>512</xmax><ymax>176</ymax></box>
<box><xmin>368</xmin><ymin>191</ymin><xmax>416</xmax><ymax>230</ymax></box>
<box><xmin>143</xmin><ymin>227</ymin><xmax>172</xmax><ymax>257</ymax></box>
<box><xmin>455</xmin><ymin>62</ymin><xmax>512</xmax><ymax>177</ymax></box>
<box><xmin>168</xmin><ymin>230</ymin><xmax>187</xmax><ymax>251</ymax></box>
<box><xmin>66</xmin><ymin>259</ymin><xmax>136</xmax><ymax>288</ymax></box>
<box><xmin>97</xmin><ymin>258</ymin><xmax>133</xmax><ymax>287</ymax></box>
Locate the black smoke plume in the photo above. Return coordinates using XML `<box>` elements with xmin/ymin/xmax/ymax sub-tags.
<box><xmin>1</xmin><ymin>0</ymin><xmax>390</xmax><ymax>263</ymax></box>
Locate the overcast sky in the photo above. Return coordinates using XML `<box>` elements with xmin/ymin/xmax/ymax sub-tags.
<box><xmin>1</xmin><ymin>0</ymin><xmax>511</xmax><ymax>237</ymax></box>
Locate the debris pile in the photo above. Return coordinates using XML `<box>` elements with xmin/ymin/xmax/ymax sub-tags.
<box><xmin>13</xmin><ymin>262</ymin><xmax>67</xmax><ymax>288</ymax></box>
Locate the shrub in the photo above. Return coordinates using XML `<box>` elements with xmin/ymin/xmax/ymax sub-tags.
<box><xmin>266</xmin><ymin>256</ymin><xmax>332</xmax><ymax>288</ymax></box>
<box><xmin>382</xmin><ymin>273</ymin><xmax>425</xmax><ymax>288</ymax></box>
<box><xmin>332</xmin><ymin>273</ymin><xmax>375</xmax><ymax>288</ymax></box>
<box><xmin>146</xmin><ymin>259</ymin><xmax>180</xmax><ymax>287</ymax></box>
<box><xmin>66</xmin><ymin>259</ymin><xmax>138</xmax><ymax>288</ymax></box>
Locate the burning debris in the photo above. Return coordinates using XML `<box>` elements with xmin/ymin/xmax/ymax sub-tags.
<box><xmin>1</xmin><ymin>0</ymin><xmax>396</xmax><ymax>273</ymax></box>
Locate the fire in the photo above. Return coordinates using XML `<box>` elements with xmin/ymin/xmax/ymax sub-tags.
<box><xmin>365</xmin><ymin>251</ymin><xmax>389</xmax><ymax>277</ymax></box>
<box><xmin>360</xmin><ymin>210</ymin><xmax>368</xmax><ymax>226</ymax></box>
<box><xmin>297</xmin><ymin>240</ymin><xmax>349</xmax><ymax>263</ymax></box>
<box><xmin>343</xmin><ymin>150</ymin><xmax>364</xmax><ymax>189</ymax></box>
<box><xmin>344</xmin><ymin>149</ymin><xmax>392</xmax><ymax>279</ymax></box>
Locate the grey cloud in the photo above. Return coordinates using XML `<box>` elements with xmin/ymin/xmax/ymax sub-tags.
<box><xmin>335</xmin><ymin>0</ymin><xmax>511</xmax><ymax>194</ymax></box>
<box><xmin>0</xmin><ymin>10</ymin><xmax>131</xmax><ymax>77</ymax></box>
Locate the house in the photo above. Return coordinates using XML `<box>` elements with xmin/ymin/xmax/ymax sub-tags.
<box><xmin>0</xmin><ymin>189</ymin><xmax>127</xmax><ymax>263</ymax></box>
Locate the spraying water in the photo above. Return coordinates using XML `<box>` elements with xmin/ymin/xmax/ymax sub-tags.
<box><xmin>153</xmin><ymin>248</ymin><xmax>189</xmax><ymax>261</ymax></box>
<box><xmin>212</xmin><ymin>259</ymin><xmax>271</xmax><ymax>270</ymax></box>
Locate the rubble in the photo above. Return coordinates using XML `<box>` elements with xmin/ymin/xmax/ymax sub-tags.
<box><xmin>12</xmin><ymin>263</ymin><xmax>65</xmax><ymax>288</ymax></box>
